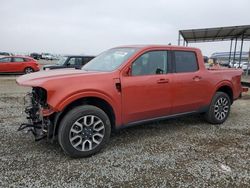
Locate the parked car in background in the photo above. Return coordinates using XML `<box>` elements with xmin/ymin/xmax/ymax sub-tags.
<box><xmin>30</xmin><ymin>53</ymin><xmax>42</xmax><ymax>60</ymax></box>
<box><xmin>0</xmin><ymin>56</ymin><xmax>40</xmax><ymax>74</ymax></box>
<box><xmin>17</xmin><ymin>45</ymin><xmax>246</xmax><ymax>157</ymax></box>
<box><xmin>0</xmin><ymin>52</ymin><xmax>11</xmax><ymax>58</ymax></box>
<box><xmin>52</xmin><ymin>55</ymin><xmax>61</xmax><ymax>60</ymax></box>
<box><xmin>0</xmin><ymin>52</ymin><xmax>11</xmax><ymax>56</ymax></box>
<box><xmin>241</xmin><ymin>62</ymin><xmax>250</xmax><ymax>71</ymax></box>
<box><xmin>229</xmin><ymin>61</ymin><xmax>236</xmax><ymax>68</ymax></box>
<box><xmin>229</xmin><ymin>61</ymin><xmax>249</xmax><ymax>69</ymax></box>
<box><xmin>43</xmin><ymin>55</ymin><xmax>95</xmax><ymax>70</ymax></box>
<box><xmin>218</xmin><ymin>61</ymin><xmax>230</xmax><ymax>67</ymax></box>
<box><xmin>41</xmin><ymin>53</ymin><xmax>54</xmax><ymax>60</ymax></box>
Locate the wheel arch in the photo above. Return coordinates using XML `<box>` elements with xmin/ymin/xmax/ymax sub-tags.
<box><xmin>24</xmin><ymin>66</ymin><xmax>34</xmax><ymax>73</ymax></box>
<box><xmin>215</xmin><ymin>82</ymin><xmax>233</xmax><ymax>104</ymax></box>
<box><xmin>53</xmin><ymin>96</ymin><xmax>117</xmax><ymax>138</ymax></box>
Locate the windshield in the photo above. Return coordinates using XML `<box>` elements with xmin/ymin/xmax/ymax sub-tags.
<box><xmin>82</xmin><ymin>48</ymin><xmax>138</xmax><ymax>72</ymax></box>
<box><xmin>56</xmin><ymin>56</ymin><xmax>67</xmax><ymax>65</ymax></box>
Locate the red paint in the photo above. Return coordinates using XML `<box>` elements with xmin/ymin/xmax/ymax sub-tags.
<box><xmin>242</xmin><ymin>87</ymin><xmax>249</xmax><ymax>92</ymax></box>
<box><xmin>0</xmin><ymin>56</ymin><xmax>40</xmax><ymax>73</ymax></box>
<box><xmin>16</xmin><ymin>45</ymin><xmax>243</xmax><ymax>127</ymax></box>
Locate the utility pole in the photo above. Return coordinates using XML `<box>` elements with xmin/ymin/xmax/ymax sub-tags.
<box><xmin>246</xmin><ymin>48</ymin><xmax>250</xmax><ymax>76</ymax></box>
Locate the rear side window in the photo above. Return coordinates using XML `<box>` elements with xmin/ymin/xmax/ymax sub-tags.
<box><xmin>13</xmin><ymin>58</ymin><xmax>25</xmax><ymax>62</ymax></box>
<box><xmin>75</xmin><ymin>58</ymin><xmax>83</xmax><ymax>65</ymax></box>
<box><xmin>174</xmin><ymin>51</ymin><xmax>198</xmax><ymax>73</ymax></box>
<box><xmin>83</xmin><ymin>57</ymin><xmax>94</xmax><ymax>63</ymax></box>
<box><xmin>24</xmin><ymin>58</ymin><xmax>30</xmax><ymax>62</ymax></box>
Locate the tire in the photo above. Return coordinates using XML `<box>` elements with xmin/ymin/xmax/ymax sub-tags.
<box><xmin>24</xmin><ymin>67</ymin><xmax>34</xmax><ymax>74</ymax></box>
<box><xmin>205</xmin><ymin>92</ymin><xmax>231</xmax><ymax>124</ymax></box>
<box><xmin>58</xmin><ymin>105</ymin><xmax>111</xmax><ymax>158</ymax></box>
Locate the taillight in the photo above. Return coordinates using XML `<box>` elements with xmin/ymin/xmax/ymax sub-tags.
<box><xmin>242</xmin><ymin>87</ymin><xmax>249</xmax><ymax>93</ymax></box>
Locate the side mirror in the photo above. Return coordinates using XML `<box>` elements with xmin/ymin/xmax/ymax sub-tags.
<box><xmin>156</xmin><ymin>68</ymin><xmax>163</xmax><ymax>74</ymax></box>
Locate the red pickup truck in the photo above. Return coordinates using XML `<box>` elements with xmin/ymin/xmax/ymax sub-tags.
<box><xmin>17</xmin><ymin>45</ymin><xmax>245</xmax><ymax>157</ymax></box>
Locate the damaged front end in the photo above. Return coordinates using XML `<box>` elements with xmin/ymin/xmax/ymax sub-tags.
<box><xmin>18</xmin><ymin>87</ymin><xmax>54</xmax><ymax>141</ymax></box>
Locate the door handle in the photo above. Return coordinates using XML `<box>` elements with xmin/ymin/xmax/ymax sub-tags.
<box><xmin>193</xmin><ymin>76</ymin><xmax>202</xmax><ymax>81</ymax></box>
<box><xmin>157</xmin><ymin>78</ymin><xmax>169</xmax><ymax>84</ymax></box>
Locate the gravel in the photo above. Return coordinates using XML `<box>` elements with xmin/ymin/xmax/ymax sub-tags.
<box><xmin>0</xmin><ymin>76</ymin><xmax>250</xmax><ymax>187</ymax></box>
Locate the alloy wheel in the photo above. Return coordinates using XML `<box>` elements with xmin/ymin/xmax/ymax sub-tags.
<box><xmin>25</xmin><ymin>68</ymin><xmax>34</xmax><ymax>74</ymax></box>
<box><xmin>69</xmin><ymin>115</ymin><xmax>105</xmax><ymax>151</ymax></box>
<box><xmin>214</xmin><ymin>97</ymin><xmax>229</xmax><ymax>121</ymax></box>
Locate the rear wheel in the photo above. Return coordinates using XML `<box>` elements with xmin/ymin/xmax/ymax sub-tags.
<box><xmin>58</xmin><ymin>105</ymin><xmax>111</xmax><ymax>158</ymax></box>
<box><xmin>205</xmin><ymin>92</ymin><xmax>231</xmax><ymax>124</ymax></box>
<box><xmin>24</xmin><ymin>67</ymin><xmax>34</xmax><ymax>74</ymax></box>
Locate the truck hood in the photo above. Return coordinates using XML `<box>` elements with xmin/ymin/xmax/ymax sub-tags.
<box><xmin>16</xmin><ymin>69</ymin><xmax>99</xmax><ymax>87</ymax></box>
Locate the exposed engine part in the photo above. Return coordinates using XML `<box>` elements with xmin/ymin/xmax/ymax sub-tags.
<box><xmin>18</xmin><ymin>88</ymin><xmax>52</xmax><ymax>141</ymax></box>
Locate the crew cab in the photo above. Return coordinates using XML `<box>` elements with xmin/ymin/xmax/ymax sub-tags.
<box><xmin>16</xmin><ymin>45</ymin><xmax>246</xmax><ymax>158</ymax></box>
<box><xmin>0</xmin><ymin>56</ymin><xmax>40</xmax><ymax>74</ymax></box>
<box><xmin>43</xmin><ymin>55</ymin><xmax>95</xmax><ymax>70</ymax></box>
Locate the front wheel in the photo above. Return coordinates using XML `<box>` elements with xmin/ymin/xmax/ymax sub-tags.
<box><xmin>58</xmin><ymin>105</ymin><xmax>111</xmax><ymax>158</ymax></box>
<box><xmin>205</xmin><ymin>92</ymin><xmax>231</xmax><ymax>124</ymax></box>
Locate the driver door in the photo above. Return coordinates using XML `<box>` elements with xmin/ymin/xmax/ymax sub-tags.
<box><xmin>121</xmin><ymin>50</ymin><xmax>173</xmax><ymax>124</ymax></box>
<box><xmin>12</xmin><ymin>57</ymin><xmax>25</xmax><ymax>72</ymax></box>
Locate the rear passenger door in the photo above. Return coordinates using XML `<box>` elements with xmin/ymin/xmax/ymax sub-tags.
<box><xmin>12</xmin><ymin>57</ymin><xmax>26</xmax><ymax>72</ymax></box>
<box><xmin>171</xmin><ymin>51</ymin><xmax>206</xmax><ymax>114</ymax></box>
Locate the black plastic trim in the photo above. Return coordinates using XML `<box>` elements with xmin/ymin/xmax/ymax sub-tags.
<box><xmin>118</xmin><ymin>105</ymin><xmax>209</xmax><ymax>129</ymax></box>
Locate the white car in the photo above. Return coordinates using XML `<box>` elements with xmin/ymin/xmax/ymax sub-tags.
<box><xmin>41</xmin><ymin>53</ymin><xmax>53</xmax><ymax>60</ymax></box>
<box><xmin>229</xmin><ymin>61</ymin><xmax>237</xmax><ymax>68</ymax></box>
<box><xmin>229</xmin><ymin>61</ymin><xmax>246</xmax><ymax>68</ymax></box>
<box><xmin>241</xmin><ymin>62</ymin><xmax>250</xmax><ymax>71</ymax></box>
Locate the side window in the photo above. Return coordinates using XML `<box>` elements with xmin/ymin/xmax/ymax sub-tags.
<box><xmin>75</xmin><ymin>58</ymin><xmax>82</xmax><ymax>65</ymax></box>
<box><xmin>13</xmin><ymin>58</ymin><xmax>25</xmax><ymax>62</ymax></box>
<box><xmin>83</xmin><ymin>57</ymin><xmax>93</xmax><ymax>63</ymax></box>
<box><xmin>0</xmin><ymin>57</ymin><xmax>11</xmax><ymax>63</ymax></box>
<box><xmin>131</xmin><ymin>51</ymin><xmax>167</xmax><ymax>76</ymax></box>
<box><xmin>24</xmin><ymin>58</ymin><xmax>30</xmax><ymax>62</ymax></box>
<box><xmin>174</xmin><ymin>51</ymin><xmax>198</xmax><ymax>73</ymax></box>
<box><xmin>67</xmin><ymin>58</ymin><xmax>76</xmax><ymax>65</ymax></box>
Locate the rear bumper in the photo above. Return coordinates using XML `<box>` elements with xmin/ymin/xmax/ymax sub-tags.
<box><xmin>242</xmin><ymin>87</ymin><xmax>249</xmax><ymax>93</ymax></box>
<box><xmin>237</xmin><ymin>87</ymin><xmax>249</xmax><ymax>99</ymax></box>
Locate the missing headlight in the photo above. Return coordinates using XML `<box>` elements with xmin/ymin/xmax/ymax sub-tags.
<box><xmin>32</xmin><ymin>87</ymin><xmax>47</xmax><ymax>106</ymax></box>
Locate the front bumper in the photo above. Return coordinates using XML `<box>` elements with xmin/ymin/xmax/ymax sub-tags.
<box><xmin>18</xmin><ymin>92</ymin><xmax>53</xmax><ymax>141</ymax></box>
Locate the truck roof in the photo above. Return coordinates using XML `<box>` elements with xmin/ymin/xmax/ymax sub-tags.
<box><xmin>63</xmin><ymin>55</ymin><xmax>95</xmax><ymax>58</ymax></box>
<box><xmin>116</xmin><ymin>44</ymin><xmax>200</xmax><ymax>51</ymax></box>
